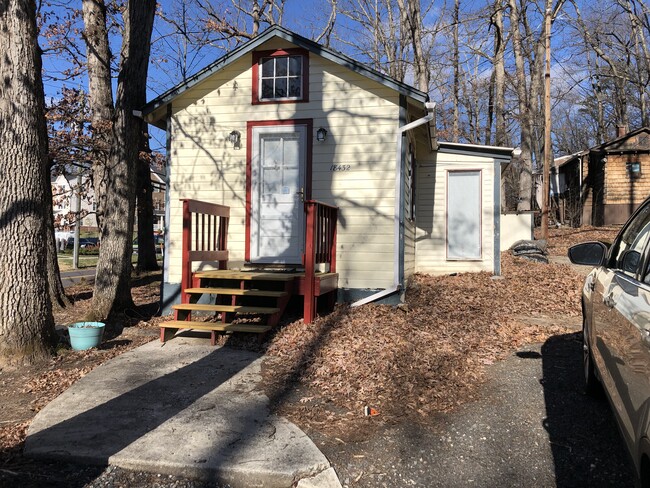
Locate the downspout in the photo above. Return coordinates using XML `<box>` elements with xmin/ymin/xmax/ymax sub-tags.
<box><xmin>163</xmin><ymin>104</ymin><xmax>172</xmax><ymax>285</ymax></box>
<box><xmin>352</xmin><ymin>101</ymin><xmax>436</xmax><ymax>307</ymax></box>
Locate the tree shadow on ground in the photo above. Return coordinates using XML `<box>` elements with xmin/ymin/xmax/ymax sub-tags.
<box><xmin>541</xmin><ymin>332</ymin><xmax>634</xmax><ymax>487</ymax></box>
<box><xmin>18</xmin><ymin>299</ymin><xmax>344</xmax><ymax>488</ymax></box>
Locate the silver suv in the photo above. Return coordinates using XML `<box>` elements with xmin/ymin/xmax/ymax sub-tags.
<box><xmin>569</xmin><ymin>198</ymin><xmax>650</xmax><ymax>487</ymax></box>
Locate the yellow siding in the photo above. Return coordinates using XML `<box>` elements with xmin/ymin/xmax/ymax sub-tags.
<box><xmin>166</xmin><ymin>39</ymin><xmax>400</xmax><ymax>290</ymax></box>
<box><xmin>415</xmin><ymin>150</ymin><xmax>496</xmax><ymax>275</ymax></box>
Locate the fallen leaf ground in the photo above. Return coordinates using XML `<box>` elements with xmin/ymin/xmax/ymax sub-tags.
<box><xmin>0</xmin><ymin>225</ymin><xmax>620</xmax><ymax>481</ymax></box>
<box><xmin>261</xmin><ymin>248</ymin><xmax>594</xmax><ymax>433</ymax></box>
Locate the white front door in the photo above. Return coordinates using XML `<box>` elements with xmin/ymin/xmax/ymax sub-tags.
<box><xmin>251</xmin><ymin>124</ymin><xmax>306</xmax><ymax>263</ymax></box>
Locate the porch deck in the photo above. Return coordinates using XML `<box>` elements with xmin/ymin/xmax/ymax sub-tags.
<box><xmin>161</xmin><ymin>199</ymin><xmax>338</xmax><ymax>344</ymax></box>
<box><xmin>193</xmin><ymin>269</ymin><xmax>339</xmax><ymax>296</ymax></box>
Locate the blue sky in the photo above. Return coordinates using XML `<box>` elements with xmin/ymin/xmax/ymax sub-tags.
<box><xmin>39</xmin><ymin>0</ymin><xmax>586</xmax><ymax>152</ymax></box>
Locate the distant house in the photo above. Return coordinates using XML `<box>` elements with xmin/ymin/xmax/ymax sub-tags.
<box><xmin>52</xmin><ymin>171</ymin><xmax>166</xmax><ymax>233</ymax></box>
<box><xmin>553</xmin><ymin>126</ymin><xmax>650</xmax><ymax>226</ymax></box>
<box><xmin>151</xmin><ymin>171</ymin><xmax>166</xmax><ymax>232</ymax></box>
<box><xmin>142</xmin><ymin>25</ymin><xmax>520</xmax><ymax>323</ymax></box>
<box><xmin>51</xmin><ymin>174</ymin><xmax>97</xmax><ymax>231</ymax></box>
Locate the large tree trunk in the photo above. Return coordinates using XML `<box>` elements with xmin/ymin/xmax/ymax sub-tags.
<box><xmin>0</xmin><ymin>0</ymin><xmax>57</xmax><ymax>365</ymax></box>
<box><xmin>90</xmin><ymin>0</ymin><xmax>156</xmax><ymax>330</ymax></box>
<box><xmin>82</xmin><ymin>0</ymin><xmax>114</xmax><ymax>233</ymax></box>
<box><xmin>136</xmin><ymin>132</ymin><xmax>159</xmax><ymax>272</ymax></box>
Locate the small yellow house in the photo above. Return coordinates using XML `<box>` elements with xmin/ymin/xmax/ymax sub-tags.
<box><xmin>143</xmin><ymin>26</ymin><xmax>516</xmax><ymax>335</ymax></box>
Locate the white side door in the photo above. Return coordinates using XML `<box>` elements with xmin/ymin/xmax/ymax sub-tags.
<box><xmin>447</xmin><ymin>170</ymin><xmax>482</xmax><ymax>259</ymax></box>
<box><xmin>251</xmin><ymin>125</ymin><xmax>306</xmax><ymax>264</ymax></box>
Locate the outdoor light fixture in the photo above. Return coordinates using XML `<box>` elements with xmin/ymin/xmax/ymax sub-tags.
<box><xmin>316</xmin><ymin>127</ymin><xmax>328</xmax><ymax>142</ymax></box>
<box><xmin>228</xmin><ymin>130</ymin><xmax>241</xmax><ymax>149</ymax></box>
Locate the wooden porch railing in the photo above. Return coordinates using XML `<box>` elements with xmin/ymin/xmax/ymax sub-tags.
<box><xmin>304</xmin><ymin>200</ymin><xmax>338</xmax><ymax>324</ymax></box>
<box><xmin>181</xmin><ymin>199</ymin><xmax>230</xmax><ymax>304</ymax></box>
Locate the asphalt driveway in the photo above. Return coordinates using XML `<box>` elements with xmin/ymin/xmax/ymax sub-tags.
<box><xmin>311</xmin><ymin>332</ymin><xmax>634</xmax><ymax>487</ymax></box>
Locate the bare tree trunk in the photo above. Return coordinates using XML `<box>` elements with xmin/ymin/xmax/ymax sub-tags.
<box><xmin>585</xmin><ymin>54</ymin><xmax>607</xmax><ymax>143</ymax></box>
<box><xmin>44</xmin><ymin>166</ymin><xmax>70</xmax><ymax>308</ymax></box>
<box><xmin>91</xmin><ymin>0</ymin><xmax>156</xmax><ymax>330</ymax></box>
<box><xmin>252</xmin><ymin>0</ymin><xmax>261</xmax><ymax>36</ymax></box>
<box><xmin>509</xmin><ymin>0</ymin><xmax>533</xmax><ymax>211</ymax></box>
<box><xmin>386</xmin><ymin>3</ymin><xmax>405</xmax><ymax>81</ymax></box>
<box><xmin>396</xmin><ymin>0</ymin><xmax>429</xmax><ymax>92</ymax></box>
<box><xmin>529</xmin><ymin>20</ymin><xmax>546</xmax><ymax>176</ymax></box>
<box><xmin>620</xmin><ymin>0</ymin><xmax>650</xmax><ymax>126</ymax></box>
<box><xmin>493</xmin><ymin>0</ymin><xmax>507</xmax><ymax>146</ymax></box>
<box><xmin>486</xmin><ymin>70</ymin><xmax>495</xmax><ymax>145</ymax></box>
<box><xmin>315</xmin><ymin>0</ymin><xmax>337</xmax><ymax>47</ymax></box>
<box><xmin>452</xmin><ymin>0</ymin><xmax>460</xmax><ymax>142</ymax></box>
<box><xmin>136</xmin><ymin>133</ymin><xmax>159</xmax><ymax>272</ymax></box>
<box><xmin>82</xmin><ymin>0</ymin><xmax>114</xmax><ymax>233</ymax></box>
<box><xmin>572</xmin><ymin>0</ymin><xmax>628</xmax><ymax>127</ymax></box>
<box><xmin>0</xmin><ymin>0</ymin><xmax>56</xmax><ymax>365</ymax></box>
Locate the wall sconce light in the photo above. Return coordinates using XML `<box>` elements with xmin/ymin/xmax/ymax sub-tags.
<box><xmin>316</xmin><ymin>127</ymin><xmax>328</xmax><ymax>142</ymax></box>
<box><xmin>228</xmin><ymin>130</ymin><xmax>241</xmax><ymax>149</ymax></box>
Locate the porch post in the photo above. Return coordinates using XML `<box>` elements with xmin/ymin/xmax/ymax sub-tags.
<box><xmin>304</xmin><ymin>201</ymin><xmax>316</xmax><ymax>324</ymax></box>
<box><xmin>180</xmin><ymin>199</ymin><xmax>192</xmax><ymax>307</ymax></box>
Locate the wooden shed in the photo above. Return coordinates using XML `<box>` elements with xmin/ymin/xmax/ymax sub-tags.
<box><xmin>553</xmin><ymin>126</ymin><xmax>650</xmax><ymax>226</ymax></box>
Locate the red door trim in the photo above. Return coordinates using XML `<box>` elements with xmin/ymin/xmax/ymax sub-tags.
<box><xmin>245</xmin><ymin>119</ymin><xmax>313</xmax><ymax>262</ymax></box>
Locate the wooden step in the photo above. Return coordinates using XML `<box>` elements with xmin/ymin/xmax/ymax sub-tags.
<box><xmin>172</xmin><ymin>303</ymin><xmax>280</xmax><ymax>314</ymax></box>
<box><xmin>161</xmin><ymin>321</ymin><xmax>271</xmax><ymax>333</ymax></box>
<box><xmin>194</xmin><ymin>270</ymin><xmax>299</xmax><ymax>281</ymax></box>
<box><xmin>184</xmin><ymin>287</ymin><xmax>288</xmax><ymax>298</ymax></box>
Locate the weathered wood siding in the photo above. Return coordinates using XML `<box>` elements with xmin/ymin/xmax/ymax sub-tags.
<box><xmin>166</xmin><ymin>38</ymin><xmax>400</xmax><ymax>290</ymax></box>
<box><xmin>415</xmin><ymin>149</ymin><xmax>496</xmax><ymax>274</ymax></box>
<box><xmin>603</xmin><ymin>153</ymin><xmax>650</xmax><ymax>205</ymax></box>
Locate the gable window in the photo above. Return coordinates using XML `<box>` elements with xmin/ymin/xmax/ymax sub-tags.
<box><xmin>252</xmin><ymin>49</ymin><xmax>308</xmax><ymax>104</ymax></box>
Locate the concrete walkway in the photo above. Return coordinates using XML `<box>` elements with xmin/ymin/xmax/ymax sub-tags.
<box><xmin>25</xmin><ymin>338</ymin><xmax>341</xmax><ymax>488</ymax></box>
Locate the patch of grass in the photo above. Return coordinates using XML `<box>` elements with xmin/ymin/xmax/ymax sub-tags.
<box><xmin>57</xmin><ymin>254</ymin><xmax>142</xmax><ymax>272</ymax></box>
<box><xmin>57</xmin><ymin>255</ymin><xmax>100</xmax><ymax>271</ymax></box>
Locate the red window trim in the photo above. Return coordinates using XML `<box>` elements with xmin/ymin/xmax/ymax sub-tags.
<box><xmin>252</xmin><ymin>48</ymin><xmax>309</xmax><ymax>105</ymax></box>
<box><xmin>445</xmin><ymin>169</ymin><xmax>483</xmax><ymax>261</ymax></box>
<box><xmin>245</xmin><ymin>119</ymin><xmax>314</xmax><ymax>262</ymax></box>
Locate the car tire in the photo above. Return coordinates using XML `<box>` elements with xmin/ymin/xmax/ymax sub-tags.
<box><xmin>583</xmin><ymin>320</ymin><xmax>603</xmax><ymax>397</ymax></box>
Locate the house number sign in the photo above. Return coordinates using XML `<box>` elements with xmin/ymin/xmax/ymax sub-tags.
<box><xmin>329</xmin><ymin>164</ymin><xmax>351</xmax><ymax>172</ymax></box>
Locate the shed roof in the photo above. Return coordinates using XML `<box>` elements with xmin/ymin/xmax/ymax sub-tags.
<box><xmin>591</xmin><ymin>126</ymin><xmax>650</xmax><ymax>152</ymax></box>
<box><xmin>553</xmin><ymin>151</ymin><xmax>585</xmax><ymax>169</ymax></box>
<box><xmin>437</xmin><ymin>141</ymin><xmax>514</xmax><ymax>159</ymax></box>
<box><xmin>143</xmin><ymin>25</ymin><xmax>429</xmax><ymax>126</ymax></box>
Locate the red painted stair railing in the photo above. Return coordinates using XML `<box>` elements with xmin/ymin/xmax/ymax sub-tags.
<box><xmin>304</xmin><ymin>200</ymin><xmax>338</xmax><ymax>324</ymax></box>
<box><xmin>180</xmin><ymin>199</ymin><xmax>230</xmax><ymax>308</ymax></box>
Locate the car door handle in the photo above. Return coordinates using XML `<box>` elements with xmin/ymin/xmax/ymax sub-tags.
<box><xmin>603</xmin><ymin>294</ymin><xmax>616</xmax><ymax>308</ymax></box>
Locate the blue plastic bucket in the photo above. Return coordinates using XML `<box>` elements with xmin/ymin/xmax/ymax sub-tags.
<box><xmin>68</xmin><ymin>322</ymin><xmax>105</xmax><ymax>351</ymax></box>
